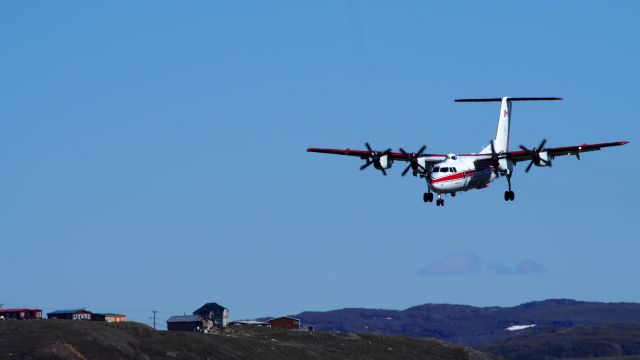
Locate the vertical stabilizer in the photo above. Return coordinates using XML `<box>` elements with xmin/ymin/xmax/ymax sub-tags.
<box><xmin>493</xmin><ymin>97</ymin><xmax>511</xmax><ymax>153</ymax></box>
<box><xmin>454</xmin><ymin>96</ymin><xmax>562</xmax><ymax>156</ymax></box>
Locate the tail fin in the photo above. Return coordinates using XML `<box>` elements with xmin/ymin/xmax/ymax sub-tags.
<box><xmin>455</xmin><ymin>97</ymin><xmax>562</xmax><ymax>154</ymax></box>
<box><xmin>494</xmin><ymin>97</ymin><xmax>511</xmax><ymax>153</ymax></box>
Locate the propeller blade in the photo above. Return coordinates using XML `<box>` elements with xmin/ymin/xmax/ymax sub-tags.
<box><xmin>525</xmin><ymin>161</ymin><xmax>534</xmax><ymax>173</ymax></box>
<box><xmin>360</xmin><ymin>161</ymin><xmax>372</xmax><ymax>170</ymax></box>
<box><xmin>401</xmin><ymin>164</ymin><xmax>411</xmax><ymax>176</ymax></box>
<box><xmin>519</xmin><ymin>145</ymin><xmax>529</xmax><ymax>152</ymax></box>
<box><xmin>416</xmin><ymin>145</ymin><xmax>426</xmax><ymax>157</ymax></box>
<box><xmin>399</xmin><ymin>148</ymin><xmax>408</xmax><ymax>155</ymax></box>
<box><xmin>490</xmin><ymin>140</ymin><xmax>496</xmax><ymax>154</ymax></box>
<box><xmin>540</xmin><ymin>158</ymin><xmax>552</xmax><ymax>167</ymax></box>
<box><xmin>365</xmin><ymin>142</ymin><xmax>373</xmax><ymax>153</ymax></box>
<box><xmin>380</xmin><ymin>167</ymin><xmax>387</xmax><ymax>176</ymax></box>
<box><xmin>382</xmin><ymin>148</ymin><xmax>392</xmax><ymax>156</ymax></box>
<box><xmin>537</xmin><ymin>138</ymin><xmax>547</xmax><ymax>152</ymax></box>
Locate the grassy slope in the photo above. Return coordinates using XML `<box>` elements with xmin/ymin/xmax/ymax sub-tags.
<box><xmin>0</xmin><ymin>320</ymin><xmax>499</xmax><ymax>360</ymax></box>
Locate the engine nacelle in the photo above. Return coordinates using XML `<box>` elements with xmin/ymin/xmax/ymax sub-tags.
<box><xmin>534</xmin><ymin>151</ymin><xmax>552</xmax><ymax>167</ymax></box>
<box><xmin>374</xmin><ymin>155</ymin><xmax>393</xmax><ymax>170</ymax></box>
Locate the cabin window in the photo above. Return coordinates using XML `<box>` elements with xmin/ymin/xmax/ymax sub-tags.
<box><xmin>432</xmin><ymin>167</ymin><xmax>439</xmax><ymax>172</ymax></box>
<box><xmin>440</xmin><ymin>167</ymin><xmax>449</xmax><ymax>173</ymax></box>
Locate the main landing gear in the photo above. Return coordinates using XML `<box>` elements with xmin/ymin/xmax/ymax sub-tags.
<box><xmin>423</xmin><ymin>192</ymin><xmax>444</xmax><ymax>206</ymax></box>
<box><xmin>504</xmin><ymin>191</ymin><xmax>515</xmax><ymax>201</ymax></box>
<box><xmin>504</xmin><ymin>173</ymin><xmax>515</xmax><ymax>201</ymax></box>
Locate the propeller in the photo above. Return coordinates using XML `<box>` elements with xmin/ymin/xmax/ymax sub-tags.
<box><xmin>399</xmin><ymin>145</ymin><xmax>427</xmax><ymax>176</ymax></box>
<box><xmin>519</xmin><ymin>139</ymin><xmax>551</xmax><ymax>173</ymax></box>
<box><xmin>360</xmin><ymin>142</ymin><xmax>392</xmax><ymax>176</ymax></box>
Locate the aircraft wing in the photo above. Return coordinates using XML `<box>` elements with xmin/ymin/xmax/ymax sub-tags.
<box><xmin>506</xmin><ymin>141</ymin><xmax>628</xmax><ymax>163</ymax></box>
<box><xmin>306</xmin><ymin>147</ymin><xmax>447</xmax><ymax>163</ymax></box>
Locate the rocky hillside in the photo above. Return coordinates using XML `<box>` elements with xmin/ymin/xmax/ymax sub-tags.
<box><xmin>294</xmin><ymin>299</ymin><xmax>640</xmax><ymax>346</ymax></box>
<box><xmin>480</xmin><ymin>323</ymin><xmax>640</xmax><ymax>360</ymax></box>
<box><xmin>0</xmin><ymin>320</ymin><xmax>498</xmax><ymax>360</ymax></box>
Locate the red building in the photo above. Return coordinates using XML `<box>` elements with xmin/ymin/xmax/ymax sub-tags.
<box><xmin>268</xmin><ymin>317</ymin><xmax>300</xmax><ymax>330</ymax></box>
<box><xmin>0</xmin><ymin>308</ymin><xmax>42</xmax><ymax>320</ymax></box>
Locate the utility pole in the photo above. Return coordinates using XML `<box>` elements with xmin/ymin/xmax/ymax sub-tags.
<box><xmin>152</xmin><ymin>310</ymin><xmax>158</xmax><ymax>330</ymax></box>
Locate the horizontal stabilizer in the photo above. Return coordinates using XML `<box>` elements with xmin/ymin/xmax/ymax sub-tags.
<box><xmin>455</xmin><ymin>97</ymin><xmax>562</xmax><ymax>102</ymax></box>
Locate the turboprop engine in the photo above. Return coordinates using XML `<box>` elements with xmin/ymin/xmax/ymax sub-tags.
<box><xmin>534</xmin><ymin>151</ymin><xmax>552</xmax><ymax>167</ymax></box>
<box><xmin>360</xmin><ymin>142</ymin><xmax>393</xmax><ymax>176</ymax></box>
<box><xmin>519</xmin><ymin>139</ymin><xmax>553</xmax><ymax>173</ymax></box>
<box><xmin>374</xmin><ymin>155</ymin><xmax>393</xmax><ymax>170</ymax></box>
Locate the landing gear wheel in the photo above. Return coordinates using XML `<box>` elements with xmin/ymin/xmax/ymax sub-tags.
<box><xmin>423</xmin><ymin>193</ymin><xmax>429</xmax><ymax>203</ymax></box>
<box><xmin>436</xmin><ymin>199</ymin><xmax>444</xmax><ymax>207</ymax></box>
<box><xmin>504</xmin><ymin>191</ymin><xmax>515</xmax><ymax>201</ymax></box>
<box><xmin>428</xmin><ymin>193</ymin><xmax>434</xmax><ymax>202</ymax></box>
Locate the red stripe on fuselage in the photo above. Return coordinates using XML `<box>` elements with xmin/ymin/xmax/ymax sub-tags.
<box><xmin>431</xmin><ymin>167</ymin><xmax>493</xmax><ymax>184</ymax></box>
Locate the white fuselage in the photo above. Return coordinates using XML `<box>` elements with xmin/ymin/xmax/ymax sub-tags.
<box><xmin>427</xmin><ymin>154</ymin><xmax>498</xmax><ymax>194</ymax></box>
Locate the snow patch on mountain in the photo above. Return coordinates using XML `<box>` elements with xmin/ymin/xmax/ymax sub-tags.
<box><xmin>505</xmin><ymin>324</ymin><xmax>536</xmax><ymax>331</ymax></box>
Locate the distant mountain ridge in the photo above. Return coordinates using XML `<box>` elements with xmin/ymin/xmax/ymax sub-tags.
<box><xmin>292</xmin><ymin>299</ymin><xmax>640</xmax><ymax>346</ymax></box>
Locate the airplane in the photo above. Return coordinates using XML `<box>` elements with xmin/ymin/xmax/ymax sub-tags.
<box><xmin>307</xmin><ymin>97</ymin><xmax>629</xmax><ymax>207</ymax></box>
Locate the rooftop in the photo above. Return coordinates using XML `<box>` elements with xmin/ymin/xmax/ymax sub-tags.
<box><xmin>0</xmin><ymin>308</ymin><xmax>42</xmax><ymax>313</ymax></box>
<box><xmin>167</xmin><ymin>315</ymin><xmax>203</xmax><ymax>323</ymax></box>
<box><xmin>48</xmin><ymin>309</ymin><xmax>92</xmax><ymax>315</ymax></box>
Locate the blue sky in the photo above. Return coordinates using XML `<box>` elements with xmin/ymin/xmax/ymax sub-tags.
<box><xmin>1</xmin><ymin>1</ymin><xmax>638</xmax><ymax>328</ymax></box>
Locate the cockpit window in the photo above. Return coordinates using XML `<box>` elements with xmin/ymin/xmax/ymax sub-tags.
<box><xmin>451</xmin><ymin>167</ymin><xmax>457</xmax><ymax>173</ymax></box>
<box><xmin>432</xmin><ymin>167</ymin><xmax>439</xmax><ymax>172</ymax></box>
<box><xmin>440</xmin><ymin>167</ymin><xmax>449</xmax><ymax>173</ymax></box>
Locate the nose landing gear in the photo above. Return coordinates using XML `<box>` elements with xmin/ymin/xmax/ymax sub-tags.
<box><xmin>436</xmin><ymin>194</ymin><xmax>445</xmax><ymax>207</ymax></box>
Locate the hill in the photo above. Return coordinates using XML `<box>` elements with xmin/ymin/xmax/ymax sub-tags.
<box><xmin>481</xmin><ymin>323</ymin><xmax>640</xmax><ymax>360</ymax></box>
<box><xmin>293</xmin><ymin>299</ymin><xmax>640</xmax><ymax>346</ymax></box>
<box><xmin>0</xmin><ymin>320</ymin><xmax>498</xmax><ymax>360</ymax></box>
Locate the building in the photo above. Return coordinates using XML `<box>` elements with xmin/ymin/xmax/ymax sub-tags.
<box><xmin>166</xmin><ymin>315</ymin><xmax>211</xmax><ymax>332</ymax></box>
<box><xmin>92</xmin><ymin>313</ymin><xmax>126</xmax><ymax>323</ymax></box>
<box><xmin>0</xmin><ymin>308</ymin><xmax>42</xmax><ymax>320</ymax></box>
<box><xmin>268</xmin><ymin>317</ymin><xmax>300</xmax><ymax>330</ymax></box>
<box><xmin>193</xmin><ymin>303</ymin><xmax>230</xmax><ymax>328</ymax></box>
<box><xmin>47</xmin><ymin>309</ymin><xmax>93</xmax><ymax>320</ymax></box>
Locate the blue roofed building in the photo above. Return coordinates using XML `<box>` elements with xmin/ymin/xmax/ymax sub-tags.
<box><xmin>47</xmin><ymin>309</ymin><xmax>93</xmax><ymax>320</ymax></box>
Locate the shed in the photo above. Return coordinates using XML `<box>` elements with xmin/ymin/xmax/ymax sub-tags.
<box><xmin>47</xmin><ymin>309</ymin><xmax>92</xmax><ymax>320</ymax></box>
<box><xmin>92</xmin><ymin>313</ymin><xmax>126</xmax><ymax>323</ymax></box>
<box><xmin>193</xmin><ymin>302</ymin><xmax>230</xmax><ymax>327</ymax></box>
<box><xmin>167</xmin><ymin>315</ymin><xmax>210</xmax><ymax>332</ymax></box>
<box><xmin>268</xmin><ymin>316</ymin><xmax>300</xmax><ymax>330</ymax></box>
